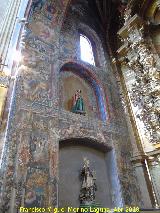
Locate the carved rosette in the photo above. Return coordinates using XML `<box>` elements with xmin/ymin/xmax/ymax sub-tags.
<box><xmin>118</xmin><ymin>15</ymin><xmax>160</xmax><ymax>144</ymax></box>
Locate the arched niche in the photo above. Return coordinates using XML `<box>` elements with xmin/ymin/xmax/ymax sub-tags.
<box><xmin>60</xmin><ymin>62</ymin><xmax>108</xmax><ymax>121</ymax></box>
<box><xmin>59</xmin><ymin>70</ymin><xmax>97</xmax><ymax>118</ymax></box>
<box><xmin>58</xmin><ymin>138</ymin><xmax>113</xmax><ymax>207</ymax></box>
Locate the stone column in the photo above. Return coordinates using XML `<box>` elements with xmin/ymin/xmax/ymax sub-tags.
<box><xmin>0</xmin><ymin>73</ymin><xmax>9</xmax><ymax>122</ymax></box>
<box><xmin>0</xmin><ymin>0</ymin><xmax>22</xmax><ymax>163</ymax></box>
<box><xmin>0</xmin><ymin>0</ymin><xmax>22</xmax><ymax>60</ymax></box>
<box><xmin>148</xmin><ymin>155</ymin><xmax>160</xmax><ymax>206</ymax></box>
<box><xmin>0</xmin><ymin>72</ymin><xmax>10</xmax><ymax>156</ymax></box>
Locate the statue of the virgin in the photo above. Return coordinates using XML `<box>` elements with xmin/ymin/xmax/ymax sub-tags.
<box><xmin>79</xmin><ymin>158</ymin><xmax>97</xmax><ymax>205</ymax></box>
<box><xmin>71</xmin><ymin>90</ymin><xmax>86</xmax><ymax>115</ymax></box>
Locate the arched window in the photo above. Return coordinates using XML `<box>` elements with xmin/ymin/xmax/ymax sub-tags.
<box><xmin>80</xmin><ymin>34</ymin><xmax>95</xmax><ymax>66</ymax></box>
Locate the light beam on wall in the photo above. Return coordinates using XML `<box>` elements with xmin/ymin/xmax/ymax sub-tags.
<box><xmin>13</xmin><ymin>50</ymin><xmax>22</xmax><ymax>62</ymax></box>
<box><xmin>3</xmin><ymin>67</ymin><xmax>11</xmax><ymax>76</ymax></box>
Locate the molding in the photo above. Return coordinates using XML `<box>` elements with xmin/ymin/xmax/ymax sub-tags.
<box><xmin>117</xmin><ymin>14</ymin><xmax>143</xmax><ymax>39</ymax></box>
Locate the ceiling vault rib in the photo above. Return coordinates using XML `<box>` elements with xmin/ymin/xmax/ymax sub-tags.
<box><xmin>95</xmin><ymin>0</ymin><xmax>105</xmax><ymax>24</ymax></box>
<box><xmin>103</xmin><ymin>0</ymin><xmax>107</xmax><ymax>21</ymax></box>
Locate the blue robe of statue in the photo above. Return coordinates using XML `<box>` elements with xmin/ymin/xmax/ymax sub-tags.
<box><xmin>71</xmin><ymin>90</ymin><xmax>85</xmax><ymax>115</ymax></box>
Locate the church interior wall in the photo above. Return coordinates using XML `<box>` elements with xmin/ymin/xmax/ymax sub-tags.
<box><xmin>1</xmin><ymin>0</ymin><xmax>159</xmax><ymax>211</ymax></box>
<box><xmin>133</xmin><ymin>163</ymin><xmax>153</xmax><ymax>208</ymax></box>
<box><xmin>144</xmin><ymin>0</ymin><xmax>160</xmax><ymax>80</ymax></box>
<box><xmin>59</xmin><ymin>4</ymin><xmax>130</xmax><ymax>128</ymax></box>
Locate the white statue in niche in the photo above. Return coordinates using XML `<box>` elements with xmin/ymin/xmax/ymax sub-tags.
<box><xmin>79</xmin><ymin>158</ymin><xmax>97</xmax><ymax>205</ymax></box>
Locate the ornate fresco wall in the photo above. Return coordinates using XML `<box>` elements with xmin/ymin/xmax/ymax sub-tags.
<box><xmin>0</xmin><ymin>0</ymin><xmax>151</xmax><ymax>211</ymax></box>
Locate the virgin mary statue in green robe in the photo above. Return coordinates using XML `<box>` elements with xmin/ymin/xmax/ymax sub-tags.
<box><xmin>71</xmin><ymin>90</ymin><xmax>86</xmax><ymax>115</ymax></box>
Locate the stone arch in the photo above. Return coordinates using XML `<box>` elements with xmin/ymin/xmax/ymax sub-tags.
<box><xmin>59</xmin><ymin>137</ymin><xmax>112</xmax><ymax>152</ymax></box>
<box><xmin>60</xmin><ymin>61</ymin><xmax>108</xmax><ymax>121</ymax></box>
<box><xmin>59</xmin><ymin>123</ymin><xmax>112</xmax><ymax>150</ymax></box>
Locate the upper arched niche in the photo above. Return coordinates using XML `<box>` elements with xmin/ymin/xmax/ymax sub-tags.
<box><xmin>59</xmin><ymin>69</ymin><xmax>97</xmax><ymax>117</ymax></box>
<box><xmin>60</xmin><ymin>1</ymin><xmax>107</xmax><ymax>68</ymax></box>
<box><xmin>60</xmin><ymin>62</ymin><xmax>108</xmax><ymax>121</ymax></box>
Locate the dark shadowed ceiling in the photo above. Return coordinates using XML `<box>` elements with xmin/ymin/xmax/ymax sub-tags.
<box><xmin>67</xmin><ymin>0</ymin><xmax>149</xmax><ymax>56</ymax></box>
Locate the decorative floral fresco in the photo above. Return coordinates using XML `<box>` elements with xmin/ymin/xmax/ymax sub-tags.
<box><xmin>29</xmin><ymin>21</ymin><xmax>56</xmax><ymax>43</ymax></box>
<box><xmin>24</xmin><ymin>167</ymin><xmax>49</xmax><ymax>208</ymax></box>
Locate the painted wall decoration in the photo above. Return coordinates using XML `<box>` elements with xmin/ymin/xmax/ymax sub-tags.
<box><xmin>0</xmin><ymin>0</ymin><xmax>143</xmax><ymax>210</ymax></box>
<box><xmin>18</xmin><ymin>141</ymin><xmax>31</xmax><ymax>169</ymax></box>
<box><xmin>29</xmin><ymin>21</ymin><xmax>56</xmax><ymax>43</ymax></box>
<box><xmin>11</xmin><ymin>113</ymin><xmax>59</xmax><ymax>210</ymax></box>
<box><xmin>30</xmin><ymin>133</ymin><xmax>48</xmax><ymax>164</ymax></box>
<box><xmin>24</xmin><ymin>167</ymin><xmax>49</xmax><ymax>208</ymax></box>
<box><xmin>31</xmin><ymin>0</ymin><xmax>47</xmax><ymax>13</ymax></box>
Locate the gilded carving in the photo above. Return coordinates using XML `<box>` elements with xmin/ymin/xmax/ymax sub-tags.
<box><xmin>119</xmin><ymin>15</ymin><xmax>160</xmax><ymax>144</ymax></box>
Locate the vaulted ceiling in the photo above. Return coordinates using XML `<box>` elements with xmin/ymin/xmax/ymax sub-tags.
<box><xmin>67</xmin><ymin>0</ymin><xmax>151</xmax><ymax>56</ymax></box>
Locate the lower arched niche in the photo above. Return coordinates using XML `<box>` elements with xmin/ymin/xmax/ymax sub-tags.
<box><xmin>58</xmin><ymin>138</ymin><xmax>113</xmax><ymax>207</ymax></box>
